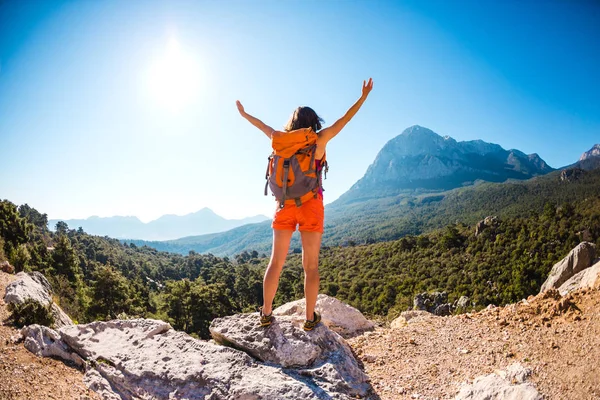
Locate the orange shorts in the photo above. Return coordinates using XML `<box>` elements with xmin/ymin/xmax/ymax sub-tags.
<box><xmin>271</xmin><ymin>195</ymin><xmax>324</xmax><ymax>233</ymax></box>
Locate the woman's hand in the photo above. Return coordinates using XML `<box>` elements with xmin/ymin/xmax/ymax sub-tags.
<box><xmin>361</xmin><ymin>78</ymin><xmax>374</xmax><ymax>99</ymax></box>
<box><xmin>236</xmin><ymin>100</ymin><xmax>246</xmax><ymax>116</ymax></box>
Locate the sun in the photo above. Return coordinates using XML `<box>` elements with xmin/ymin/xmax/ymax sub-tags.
<box><xmin>146</xmin><ymin>38</ymin><xmax>200</xmax><ymax>113</ymax></box>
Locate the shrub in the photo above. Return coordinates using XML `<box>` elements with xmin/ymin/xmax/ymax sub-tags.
<box><xmin>8</xmin><ymin>299</ymin><xmax>55</xmax><ymax>328</ymax></box>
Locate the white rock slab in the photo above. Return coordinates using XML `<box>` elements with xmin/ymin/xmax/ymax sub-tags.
<box><xmin>273</xmin><ymin>294</ymin><xmax>375</xmax><ymax>338</ymax></box>
<box><xmin>540</xmin><ymin>242</ymin><xmax>596</xmax><ymax>293</ymax></box>
<box><xmin>23</xmin><ymin>318</ymin><xmax>372</xmax><ymax>399</ymax></box>
<box><xmin>4</xmin><ymin>272</ymin><xmax>73</xmax><ymax>328</ymax></box>
<box><xmin>454</xmin><ymin>363</ymin><xmax>542</xmax><ymax>400</ymax></box>
<box><xmin>558</xmin><ymin>260</ymin><xmax>600</xmax><ymax>295</ymax></box>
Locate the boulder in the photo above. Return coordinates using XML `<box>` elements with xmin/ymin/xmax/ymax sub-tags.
<box><xmin>272</xmin><ymin>293</ymin><xmax>374</xmax><ymax>338</ymax></box>
<box><xmin>210</xmin><ymin>313</ymin><xmax>370</xmax><ymax>398</ymax></box>
<box><xmin>455</xmin><ymin>296</ymin><xmax>470</xmax><ymax>309</ymax></box>
<box><xmin>414</xmin><ymin>291</ymin><xmax>452</xmax><ymax>315</ymax></box>
<box><xmin>539</xmin><ymin>242</ymin><xmax>596</xmax><ymax>293</ymax></box>
<box><xmin>558</xmin><ymin>260</ymin><xmax>600</xmax><ymax>295</ymax></box>
<box><xmin>454</xmin><ymin>363</ymin><xmax>542</xmax><ymax>400</ymax></box>
<box><xmin>4</xmin><ymin>272</ymin><xmax>73</xmax><ymax>328</ymax></box>
<box><xmin>22</xmin><ymin>317</ymin><xmax>374</xmax><ymax>399</ymax></box>
<box><xmin>475</xmin><ymin>216</ymin><xmax>499</xmax><ymax>236</ymax></box>
<box><xmin>0</xmin><ymin>261</ymin><xmax>15</xmax><ymax>274</ymax></box>
<box><xmin>21</xmin><ymin>324</ymin><xmax>84</xmax><ymax>367</ymax></box>
<box><xmin>4</xmin><ymin>272</ymin><xmax>53</xmax><ymax>306</ymax></box>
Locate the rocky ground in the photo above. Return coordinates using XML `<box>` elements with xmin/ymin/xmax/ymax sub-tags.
<box><xmin>2</xmin><ymin>267</ymin><xmax>600</xmax><ymax>399</ymax></box>
<box><xmin>0</xmin><ymin>272</ymin><xmax>100</xmax><ymax>400</ymax></box>
<box><xmin>348</xmin><ymin>286</ymin><xmax>600</xmax><ymax>399</ymax></box>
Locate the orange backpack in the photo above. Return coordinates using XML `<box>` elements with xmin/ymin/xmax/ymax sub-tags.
<box><xmin>264</xmin><ymin>128</ymin><xmax>328</xmax><ymax>208</ymax></box>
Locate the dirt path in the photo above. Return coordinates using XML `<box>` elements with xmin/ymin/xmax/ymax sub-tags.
<box><xmin>348</xmin><ymin>286</ymin><xmax>600</xmax><ymax>399</ymax></box>
<box><xmin>0</xmin><ymin>272</ymin><xmax>100</xmax><ymax>400</ymax></box>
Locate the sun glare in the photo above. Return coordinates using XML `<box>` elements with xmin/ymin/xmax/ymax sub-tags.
<box><xmin>146</xmin><ymin>38</ymin><xmax>200</xmax><ymax>113</ymax></box>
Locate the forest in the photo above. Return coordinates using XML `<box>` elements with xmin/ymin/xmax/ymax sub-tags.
<box><xmin>1</xmin><ymin>169</ymin><xmax>599</xmax><ymax>339</ymax></box>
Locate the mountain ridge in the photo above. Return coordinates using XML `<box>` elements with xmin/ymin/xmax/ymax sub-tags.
<box><xmin>48</xmin><ymin>209</ymin><xmax>269</xmax><ymax>241</ymax></box>
<box><xmin>337</xmin><ymin>125</ymin><xmax>554</xmax><ymax>204</ymax></box>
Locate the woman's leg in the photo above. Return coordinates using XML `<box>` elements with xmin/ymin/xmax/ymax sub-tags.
<box><xmin>262</xmin><ymin>229</ymin><xmax>294</xmax><ymax>315</ymax></box>
<box><xmin>300</xmin><ymin>231</ymin><xmax>322</xmax><ymax>321</ymax></box>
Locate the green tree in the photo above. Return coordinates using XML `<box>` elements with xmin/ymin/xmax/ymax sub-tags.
<box><xmin>88</xmin><ymin>265</ymin><xmax>131</xmax><ymax>319</ymax></box>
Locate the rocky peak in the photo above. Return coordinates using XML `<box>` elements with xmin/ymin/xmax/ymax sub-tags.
<box><xmin>580</xmin><ymin>144</ymin><xmax>600</xmax><ymax>161</ymax></box>
<box><xmin>339</xmin><ymin>126</ymin><xmax>554</xmax><ymax>202</ymax></box>
<box><xmin>381</xmin><ymin>125</ymin><xmax>458</xmax><ymax>158</ymax></box>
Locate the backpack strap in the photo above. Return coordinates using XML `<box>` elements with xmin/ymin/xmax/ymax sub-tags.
<box><xmin>279</xmin><ymin>158</ymin><xmax>291</xmax><ymax>208</ymax></box>
<box><xmin>264</xmin><ymin>154</ymin><xmax>273</xmax><ymax>196</ymax></box>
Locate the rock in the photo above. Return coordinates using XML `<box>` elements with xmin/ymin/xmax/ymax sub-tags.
<box><xmin>390</xmin><ymin>310</ymin><xmax>437</xmax><ymax>329</ymax></box>
<box><xmin>4</xmin><ymin>272</ymin><xmax>73</xmax><ymax>328</ymax></box>
<box><xmin>5</xmin><ymin>272</ymin><xmax>53</xmax><ymax>306</ymax></box>
<box><xmin>456</xmin><ymin>296</ymin><xmax>470</xmax><ymax>309</ymax></box>
<box><xmin>83</xmin><ymin>368</ymin><xmax>122</xmax><ymax>400</ymax></box>
<box><xmin>22</xmin><ymin>317</ymin><xmax>374</xmax><ymax>399</ymax></box>
<box><xmin>21</xmin><ymin>325</ymin><xmax>84</xmax><ymax>367</ymax></box>
<box><xmin>0</xmin><ymin>261</ymin><xmax>15</xmax><ymax>274</ymax></box>
<box><xmin>414</xmin><ymin>291</ymin><xmax>452</xmax><ymax>315</ymax></box>
<box><xmin>433</xmin><ymin>303</ymin><xmax>452</xmax><ymax>316</ymax></box>
<box><xmin>454</xmin><ymin>363</ymin><xmax>542</xmax><ymax>400</ymax></box>
<box><xmin>558</xmin><ymin>260</ymin><xmax>600</xmax><ymax>295</ymax></box>
<box><xmin>210</xmin><ymin>313</ymin><xmax>371</xmax><ymax>398</ymax></box>
<box><xmin>560</xmin><ymin>168</ymin><xmax>584</xmax><ymax>182</ymax></box>
<box><xmin>539</xmin><ymin>242</ymin><xmax>596</xmax><ymax>293</ymax></box>
<box><xmin>475</xmin><ymin>216</ymin><xmax>499</xmax><ymax>236</ymax></box>
<box><xmin>272</xmin><ymin>293</ymin><xmax>375</xmax><ymax>338</ymax></box>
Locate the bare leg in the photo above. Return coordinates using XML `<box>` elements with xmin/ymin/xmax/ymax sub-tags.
<box><xmin>262</xmin><ymin>229</ymin><xmax>294</xmax><ymax>315</ymax></box>
<box><xmin>300</xmin><ymin>231</ymin><xmax>322</xmax><ymax>321</ymax></box>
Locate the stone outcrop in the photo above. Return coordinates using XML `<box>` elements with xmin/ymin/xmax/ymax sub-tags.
<box><xmin>4</xmin><ymin>271</ymin><xmax>73</xmax><ymax>328</ymax></box>
<box><xmin>475</xmin><ymin>216</ymin><xmax>499</xmax><ymax>236</ymax></box>
<box><xmin>558</xmin><ymin>260</ymin><xmax>600</xmax><ymax>295</ymax></box>
<box><xmin>21</xmin><ymin>324</ymin><xmax>85</xmax><ymax>366</ymax></box>
<box><xmin>272</xmin><ymin>293</ymin><xmax>375</xmax><ymax>338</ymax></box>
<box><xmin>539</xmin><ymin>242</ymin><xmax>596</xmax><ymax>293</ymax></box>
<box><xmin>0</xmin><ymin>261</ymin><xmax>14</xmax><ymax>274</ymax></box>
<box><xmin>210</xmin><ymin>313</ymin><xmax>371</xmax><ymax>398</ymax></box>
<box><xmin>456</xmin><ymin>295</ymin><xmax>470</xmax><ymax>309</ymax></box>
<box><xmin>560</xmin><ymin>168</ymin><xmax>585</xmax><ymax>182</ymax></box>
<box><xmin>21</xmin><ymin>315</ymin><xmax>374</xmax><ymax>399</ymax></box>
<box><xmin>414</xmin><ymin>291</ymin><xmax>454</xmax><ymax>316</ymax></box>
<box><xmin>454</xmin><ymin>363</ymin><xmax>542</xmax><ymax>400</ymax></box>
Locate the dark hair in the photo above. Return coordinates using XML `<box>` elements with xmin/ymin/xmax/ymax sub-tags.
<box><xmin>284</xmin><ymin>106</ymin><xmax>324</xmax><ymax>132</ymax></box>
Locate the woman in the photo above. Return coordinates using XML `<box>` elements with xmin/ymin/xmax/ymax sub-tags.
<box><xmin>236</xmin><ymin>78</ymin><xmax>373</xmax><ymax>330</ymax></box>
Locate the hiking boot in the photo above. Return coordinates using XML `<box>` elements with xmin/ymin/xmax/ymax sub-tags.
<box><xmin>258</xmin><ymin>306</ymin><xmax>273</xmax><ymax>327</ymax></box>
<box><xmin>303</xmin><ymin>311</ymin><xmax>321</xmax><ymax>331</ymax></box>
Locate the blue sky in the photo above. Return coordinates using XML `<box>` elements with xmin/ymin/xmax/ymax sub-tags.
<box><xmin>1</xmin><ymin>0</ymin><xmax>599</xmax><ymax>222</ymax></box>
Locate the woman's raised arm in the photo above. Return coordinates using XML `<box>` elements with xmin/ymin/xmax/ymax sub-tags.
<box><xmin>236</xmin><ymin>100</ymin><xmax>275</xmax><ymax>139</ymax></box>
<box><xmin>317</xmin><ymin>78</ymin><xmax>373</xmax><ymax>146</ymax></box>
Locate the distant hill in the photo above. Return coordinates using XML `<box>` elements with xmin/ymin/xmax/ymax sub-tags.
<box><xmin>48</xmin><ymin>208</ymin><xmax>269</xmax><ymax>241</ymax></box>
<box><xmin>125</xmin><ymin>134</ymin><xmax>600</xmax><ymax>256</ymax></box>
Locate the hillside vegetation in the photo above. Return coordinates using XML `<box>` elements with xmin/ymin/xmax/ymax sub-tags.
<box><xmin>2</xmin><ymin>174</ymin><xmax>599</xmax><ymax>339</ymax></box>
<box><xmin>131</xmin><ymin>167</ymin><xmax>600</xmax><ymax>256</ymax></box>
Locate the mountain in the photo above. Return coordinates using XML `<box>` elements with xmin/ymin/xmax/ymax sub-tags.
<box><xmin>48</xmin><ymin>208</ymin><xmax>269</xmax><ymax>241</ymax></box>
<box><xmin>336</xmin><ymin>125</ymin><xmax>554</xmax><ymax>204</ymax></box>
<box><xmin>580</xmin><ymin>144</ymin><xmax>600</xmax><ymax>161</ymax></box>
<box><xmin>117</xmin><ymin>130</ymin><xmax>600</xmax><ymax>256</ymax></box>
<box><xmin>565</xmin><ymin>144</ymin><xmax>600</xmax><ymax>171</ymax></box>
